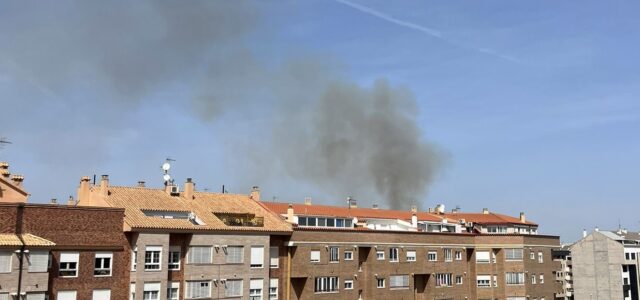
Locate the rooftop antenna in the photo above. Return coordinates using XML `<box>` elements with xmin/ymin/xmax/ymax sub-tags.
<box><xmin>161</xmin><ymin>158</ymin><xmax>175</xmax><ymax>186</ymax></box>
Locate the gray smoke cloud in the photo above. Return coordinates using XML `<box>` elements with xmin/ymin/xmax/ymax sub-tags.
<box><xmin>0</xmin><ymin>1</ymin><xmax>446</xmax><ymax>209</ymax></box>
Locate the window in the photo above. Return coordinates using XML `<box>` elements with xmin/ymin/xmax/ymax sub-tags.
<box><xmin>505</xmin><ymin>272</ymin><xmax>525</xmax><ymax>285</ymax></box>
<box><xmin>530</xmin><ymin>251</ymin><xmax>535</xmax><ymax>260</ymax></box>
<box><xmin>269</xmin><ymin>278</ymin><xmax>278</xmax><ymax>300</ymax></box>
<box><xmin>406</xmin><ymin>250</ymin><xmax>416</xmax><ymax>262</ymax></box>
<box><xmin>476</xmin><ymin>251</ymin><xmax>490</xmax><ymax>263</ymax></box>
<box><xmin>344</xmin><ymin>280</ymin><xmax>354</xmax><ymax>290</ymax></box>
<box><xmin>25</xmin><ymin>293</ymin><xmax>45</xmax><ymax>300</ymax></box>
<box><xmin>310</xmin><ymin>250</ymin><xmax>320</xmax><ymax>262</ymax></box>
<box><xmin>226</xmin><ymin>279</ymin><xmax>243</xmax><ymax>297</ymax></box>
<box><xmin>455</xmin><ymin>251</ymin><xmax>462</xmax><ymax>261</ymax></box>
<box><xmin>251</xmin><ymin>246</ymin><xmax>265</xmax><ymax>268</ymax></box>
<box><xmin>0</xmin><ymin>251</ymin><xmax>11</xmax><ymax>273</ymax></box>
<box><xmin>493</xmin><ymin>275</ymin><xmax>498</xmax><ymax>287</ymax></box>
<box><xmin>538</xmin><ymin>251</ymin><xmax>544</xmax><ymax>263</ymax></box>
<box><xmin>250</xmin><ymin>279</ymin><xmax>263</xmax><ymax>300</ymax></box>
<box><xmin>390</xmin><ymin>275</ymin><xmax>409</xmax><ymax>289</ymax></box>
<box><xmin>487</xmin><ymin>226</ymin><xmax>507</xmax><ymax>233</ymax></box>
<box><xmin>57</xmin><ymin>291</ymin><xmax>77</xmax><ymax>300</ymax></box>
<box><xmin>145</xmin><ymin>246</ymin><xmax>162</xmax><ymax>270</ymax></box>
<box><xmin>376</xmin><ymin>278</ymin><xmax>385</xmax><ymax>288</ymax></box>
<box><xmin>28</xmin><ymin>251</ymin><xmax>48</xmax><ymax>273</ymax></box>
<box><xmin>428</xmin><ymin>251</ymin><xmax>437</xmax><ymax>262</ymax></box>
<box><xmin>389</xmin><ymin>248</ymin><xmax>399</xmax><ymax>262</ymax></box>
<box><xmin>505</xmin><ymin>249</ymin><xmax>523</xmax><ymax>261</ymax></box>
<box><xmin>376</xmin><ymin>250</ymin><xmax>385</xmax><ymax>260</ymax></box>
<box><xmin>168</xmin><ymin>246</ymin><xmax>181</xmax><ymax>270</ymax></box>
<box><xmin>531</xmin><ymin>274</ymin><xmax>536</xmax><ymax>284</ymax></box>
<box><xmin>132</xmin><ymin>248</ymin><xmax>137</xmax><ymax>271</ymax></box>
<box><xmin>444</xmin><ymin>249</ymin><xmax>452</xmax><ymax>262</ymax></box>
<box><xmin>477</xmin><ymin>275</ymin><xmax>491</xmax><ymax>287</ymax></box>
<box><xmin>188</xmin><ymin>246</ymin><xmax>212</xmax><ymax>264</ymax></box>
<box><xmin>435</xmin><ymin>273</ymin><xmax>452</xmax><ymax>287</ymax></box>
<box><xmin>143</xmin><ymin>283</ymin><xmax>160</xmax><ymax>300</ymax></box>
<box><xmin>94</xmin><ymin>252</ymin><xmax>112</xmax><ymax>276</ymax></box>
<box><xmin>59</xmin><ymin>252</ymin><xmax>79</xmax><ymax>277</ymax></box>
<box><xmin>92</xmin><ymin>289</ymin><xmax>110</xmax><ymax>300</ymax></box>
<box><xmin>226</xmin><ymin>246</ymin><xmax>244</xmax><ymax>264</ymax></box>
<box><xmin>456</xmin><ymin>276</ymin><xmax>463</xmax><ymax>285</ymax></box>
<box><xmin>167</xmin><ymin>282</ymin><xmax>179</xmax><ymax>300</ymax></box>
<box><xmin>0</xmin><ymin>294</ymin><xmax>8</xmax><ymax>300</ymax></box>
<box><xmin>329</xmin><ymin>247</ymin><xmax>339</xmax><ymax>262</ymax></box>
<box><xmin>344</xmin><ymin>250</ymin><xmax>353</xmax><ymax>260</ymax></box>
<box><xmin>314</xmin><ymin>277</ymin><xmax>338</xmax><ymax>293</ymax></box>
<box><xmin>186</xmin><ymin>281</ymin><xmax>211</xmax><ymax>299</ymax></box>
<box><xmin>539</xmin><ymin>274</ymin><xmax>544</xmax><ymax>284</ymax></box>
<box><xmin>270</xmin><ymin>247</ymin><xmax>279</xmax><ymax>268</ymax></box>
<box><xmin>130</xmin><ymin>283</ymin><xmax>135</xmax><ymax>300</ymax></box>
<box><xmin>507</xmin><ymin>297</ymin><xmax>527</xmax><ymax>300</ymax></box>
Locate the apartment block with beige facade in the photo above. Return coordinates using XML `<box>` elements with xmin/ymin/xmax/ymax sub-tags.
<box><xmin>76</xmin><ymin>176</ymin><xmax>292</xmax><ymax>300</ymax></box>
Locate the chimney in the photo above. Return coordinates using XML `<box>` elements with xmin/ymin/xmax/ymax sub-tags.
<box><xmin>250</xmin><ymin>186</ymin><xmax>260</xmax><ymax>202</ymax></box>
<box><xmin>0</xmin><ymin>162</ymin><xmax>9</xmax><ymax>178</ymax></box>
<box><xmin>50</xmin><ymin>198</ymin><xmax>57</xmax><ymax>205</ymax></box>
<box><xmin>99</xmin><ymin>175</ymin><xmax>109</xmax><ymax>197</ymax></box>
<box><xmin>304</xmin><ymin>197</ymin><xmax>312</xmax><ymax>206</ymax></box>
<box><xmin>184</xmin><ymin>178</ymin><xmax>195</xmax><ymax>200</ymax></box>
<box><xmin>519</xmin><ymin>212</ymin><xmax>526</xmax><ymax>223</ymax></box>
<box><xmin>10</xmin><ymin>174</ymin><xmax>24</xmax><ymax>187</ymax></box>
<box><xmin>410</xmin><ymin>205</ymin><xmax>417</xmax><ymax>213</ymax></box>
<box><xmin>67</xmin><ymin>196</ymin><xmax>76</xmax><ymax>206</ymax></box>
<box><xmin>372</xmin><ymin>204</ymin><xmax>379</xmax><ymax>210</ymax></box>
<box><xmin>348</xmin><ymin>197</ymin><xmax>357</xmax><ymax>208</ymax></box>
<box><xmin>482</xmin><ymin>208</ymin><xmax>489</xmax><ymax>215</ymax></box>
<box><xmin>428</xmin><ymin>208</ymin><xmax>434</xmax><ymax>213</ymax></box>
<box><xmin>411</xmin><ymin>213</ymin><xmax>418</xmax><ymax>228</ymax></box>
<box><xmin>137</xmin><ymin>181</ymin><xmax>146</xmax><ymax>187</ymax></box>
<box><xmin>77</xmin><ymin>176</ymin><xmax>91</xmax><ymax>204</ymax></box>
<box><xmin>286</xmin><ymin>204</ymin><xmax>295</xmax><ymax>223</ymax></box>
<box><xmin>582</xmin><ymin>229</ymin><xmax>587</xmax><ymax>238</ymax></box>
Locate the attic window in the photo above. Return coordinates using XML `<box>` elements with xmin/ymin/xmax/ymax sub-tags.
<box><xmin>214</xmin><ymin>213</ymin><xmax>264</xmax><ymax>227</ymax></box>
<box><xmin>142</xmin><ymin>210</ymin><xmax>205</xmax><ymax>225</ymax></box>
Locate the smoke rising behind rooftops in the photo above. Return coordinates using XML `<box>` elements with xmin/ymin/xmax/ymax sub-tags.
<box><xmin>0</xmin><ymin>0</ymin><xmax>447</xmax><ymax>209</ymax></box>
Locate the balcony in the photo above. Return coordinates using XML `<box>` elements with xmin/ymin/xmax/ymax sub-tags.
<box><xmin>214</xmin><ymin>213</ymin><xmax>264</xmax><ymax>227</ymax></box>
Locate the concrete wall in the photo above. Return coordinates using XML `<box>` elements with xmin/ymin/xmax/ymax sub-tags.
<box><xmin>571</xmin><ymin>231</ymin><xmax>625</xmax><ymax>300</ymax></box>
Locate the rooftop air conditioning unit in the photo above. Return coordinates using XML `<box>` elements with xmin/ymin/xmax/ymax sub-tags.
<box><xmin>170</xmin><ymin>185</ymin><xmax>179</xmax><ymax>195</ymax></box>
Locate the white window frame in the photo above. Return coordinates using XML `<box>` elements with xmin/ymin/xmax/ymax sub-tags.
<box><xmin>225</xmin><ymin>279</ymin><xmax>243</xmax><ymax>297</ymax></box>
<box><xmin>539</xmin><ymin>274</ymin><xmax>544</xmax><ymax>284</ymax></box>
<box><xmin>456</xmin><ymin>275</ymin><xmax>463</xmax><ymax>285</ymax></box>
<box><xmin>389</xmin><ymin>248</ymin><xmax>399</xmax><ymax>262</ymax></box>
<box><xmin>406</xmin><ymin>250</ymin><xmax>416</xmax><ymax>262</ymax></box>
<box><xmin>143</xmin><ymin>282</ymin><xmax>160</xmax><ymax>300</ymax></box>
<box><xmin>329</xmin><ymin>247</ymin><xmax>339</xmax><ymax>263</ymax></box>
<box><xmin>389</xmin><ymin>275</ymin><xmax>409</xmax><ymax>289</ymax></box>
<box><xmin>92</xmin><ymin>289</ymin><xmax>111</xmax><ymax>300</ymax></box>
<box><xmin>94</xmin><ymin>252</ymin><xmax>113</xmax><ymax>277</ymax></box>
<box><xmin>59</xmin><ymin>252</ymin><xmax>79</xmax><ymax>278</ymax></box>
<box><xmin>131</xmin><ymin>247</ymin><xmax>137</xmax><ymax>271</ymax></box>
<box><xmin>251</xmin><ymin>246</ymin><xmax>265</xmax><ymax>268</ymax></box>
<box><xmin>376</xmin><ymin>250</ymin><xmax>385</xmax><ymax>260</ymax></box>
<box><xmin>186</xmin><ymin>281</ymin><xmax>211</xmax><ymax>299</ymax></box>
<box><xmin>310</xmin><ymin>250</ymin><xmax>320</xmax><ymax>263</ymax></box>
<box><xmin>427</xmin><ymin>251</ymin><xmax>437</xmax><ymax>262</ymax></box>
<box><xmin>167</xmin><ymin>282</ymin><xmax>179</xmax><ymax>300</ymax></box>
<box><xmin>435</xmin><ymin>273</ymin><xmax>452</xmax><ymax>287</ymax></box>
<box><xmin>57</xmin><ymin>290</ymin><xmax>77</xmax><ymax>300</ymax></box>
<box><xmin>269</xmin><ymin>278</ymin><xmax>278</xmax><ymax>300</ymax></box>
<box><xmin>531</xmin><ymin>274</ymin><xmax>536</xmax><ymax>284</ymax></box>
<box><xmin>226</xmin><ymin>246</ymin><xmax>244</xmax><ymax>264</ymax></box>
<box><xmin>168</xmin><ymin>246</ymin><xmax>181</xmax><ymax>270</ymax></box>
<box><xmin>505</xmin><ymin>248</ymin><xmax>523</xmax><ymax>261</ymax></box>
<box><xmin>538</xmin><ymin>251</ymin><xmax>544</xmax><ymax>263</ymax></box>
<box><xmin>144</xmin><ymin>246</ymin><xmax>162</xmax><ymax>271</ymax></box>
<box><xmin>27</xmin><ymin>250</ymin><xmax>48</xmax><ymax>273</ymax></box>
<box><xmin>376</xmin><ymin>278</ymin><xmax>385</xmax><ymax>288</ymax></box>
<box><xmin>506</xmin><ymin>272</ymin><xmax>525</xmax><ymax>285</ymax></box>
<box><xmin>249</xmin><ymin>279</ymin><xmax>264</xmax><ymax>300</ymax></box>
<box><xmin>314</xmin><ymin>276</ymin><xmax>338</xmax><ymax>293</ymax></box>
<box><xmin>344</xmin><ymin>279</ymin><xmax>354</xmax><ymax>290</ymax></box>
<box><xmin>455</xmin><ymin>250</ymin><xmax>462</xmax><ymax>261</ymax></box>
<box><xmin>270</xmin><ymin>247</ymin><xmax>279</xmax><ymax>268</ymax></box>
<box><xmin>477</xmin><ymin>275</ymin><xmax>491</xmax><ymax>288</ymax></box>
<box><xmin>444</xmin><ymin>248</ymin><xmax>452</xmax><ymax>262</ymax></box>
<box><xmin>475</xmin><ymin>251</ymin><xmax>490</xmax><ymax>263</ymax></box>
<box><xmin>187</xmin><ymin>246</ymin><xmax>212</xmax><ymax>265</ymax></box>
<box><xmin>344</xmin><ymin>250</ymin><xmax>354</xmax><ymax>261</ymax></box>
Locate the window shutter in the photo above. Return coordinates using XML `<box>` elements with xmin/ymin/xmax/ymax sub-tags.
<box><xmin>310</xmin><ymin>251</ymin><xmax>320</xmax><ymax>262</ymax></box>
<box><xmin>26</xmin><ymin>293</ymin><xmax>45</xmax><ymax>300</ymax></box>
<box><xmin>270</xmin><ymin>247</ymin><xmax>279</xmax><ymax>267</ymax></box>
<box><xmin>28</xmin><ymin>251</ymin><xmax>49</xmax><ymax>272</ymax></box>
<box><xmin>227</xmin><ymin>246</ymin><xmax>244</xmax><ymax>263</ymax></box>
<box><xmin>250</xmin><ymin>279</ymin><xmax>263</xmax><ymax>289</ymax></box>
<box><xmin>92</xmin><ymin>289</ymin><xmax>111</xmax><ymax>300</ymax></box>
<box><xmin>57</xmin><ymin>291</ymin><xmax>77</xmax><ymax>300</ymax></box>
<box><xmin>226</xmin><ymin>280</ymin><xmax>243</xmax><ymax>297</ymax></box>
<box><xmin>0</xmin><ymin>251</ymin><xmax>11</xmax><ymax>273</ymax></box>
<box><xmin>60</xmin><ymin>252</ymin><xmax>79</xmax><ymax>263</ymax></box>
<box><xmin>0</xmin><ymin>294</ymin><xmax>8</xmax><ymax>300</ymax></box>
<box><xmin>144</xmin><ymin>282</ymin><xmax>161</xmax><ymax>292</ymax></box>
<box><xmin>251</xmin><ymin>247</ymin><xmax>264</xmax><ymax>266</ymax></box>
<box><xmin>189</xmin><ymin>247</ymin><xmax>212</xmax><ymax>264</ymax></box>
<box><xmin>475</xmin><ymin>251</ymin><xmax>490</xmax><ymax>262</ymax></box>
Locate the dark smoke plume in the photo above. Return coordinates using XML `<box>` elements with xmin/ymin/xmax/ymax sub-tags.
<box><xmin>0</xmin><ymin>1</ymin><xmax>446</xmax><ymax>209</ymax></box>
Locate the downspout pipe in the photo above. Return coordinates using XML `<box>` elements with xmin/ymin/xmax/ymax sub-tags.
<box><xmin>16</xmin><ymin>203</ymin><xmax>26</xmax><ymax>298</ymax></box>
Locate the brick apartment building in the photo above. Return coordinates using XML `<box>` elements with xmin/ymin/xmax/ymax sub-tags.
<box><xmin>264</xmin><ymin>201</ymin><xmax>562</xmax><ymax>300</ymax></box>
<box><xmin>1</xmin><ymin>160</ymin><xmax>564</xmax><ymax>300</ymax></box>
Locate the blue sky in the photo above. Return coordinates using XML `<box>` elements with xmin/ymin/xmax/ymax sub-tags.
<box><xmin>1</xmin><ymin>1</ymin><xmax>639</xmax><ymax>242</ymax></box>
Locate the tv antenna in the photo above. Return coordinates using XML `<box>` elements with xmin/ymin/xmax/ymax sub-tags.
<box><xmin>161</xmin><ymin>158</ymin><xmax>175</xmax><ymax>185</ymax></box>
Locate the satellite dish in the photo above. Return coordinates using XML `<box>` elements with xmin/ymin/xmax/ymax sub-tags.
<box><xmin>163</xmin><ymin>174</ymin><xmax>171</xmax><ymax>182</ymax></box>
<box><xmin>161</xmin><ymin>162</ymin><xmax>171</xmax><ymax>171</ymax></box>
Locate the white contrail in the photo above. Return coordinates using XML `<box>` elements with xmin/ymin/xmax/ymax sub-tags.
<box><xmin>334</xmin><ymin>0</ymin><xmax>520</xmax><ymax>63</ymax></box>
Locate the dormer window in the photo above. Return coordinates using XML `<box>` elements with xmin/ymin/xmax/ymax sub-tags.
<box><xmin>214</xmin><ymin>213</ymin><xmax>264</xmax><ymax>227</ymax></box>
<box><xmin>142</xmin><ymin>210</ymin><xmax>205</xmax><ymax>225</ymax></box>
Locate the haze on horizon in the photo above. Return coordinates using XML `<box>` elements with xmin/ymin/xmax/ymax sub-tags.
<box><xmin>1</xmin><ymin>0</ymin><xmax>639</xmax><ymax>243</ymax></box>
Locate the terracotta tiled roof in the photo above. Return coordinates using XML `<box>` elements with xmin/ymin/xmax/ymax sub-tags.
<box><xmin>262</xmin><ymin>202</ymin><xmax>452</xmax><ymax>223</ymax></box>
<box><xmin>102</xmin><ymin>186</ymin><xmax>292</xmax><ymax>232</ymax></box>
<box><xmin>0</xmin><ymin>233</ymin><xmax>56</xmax><ymax>247</ymax></box>
<box><xmin>440</xmin><ymin>212</ymin><xmax>537</xmax><ymax>226</ymax></box>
